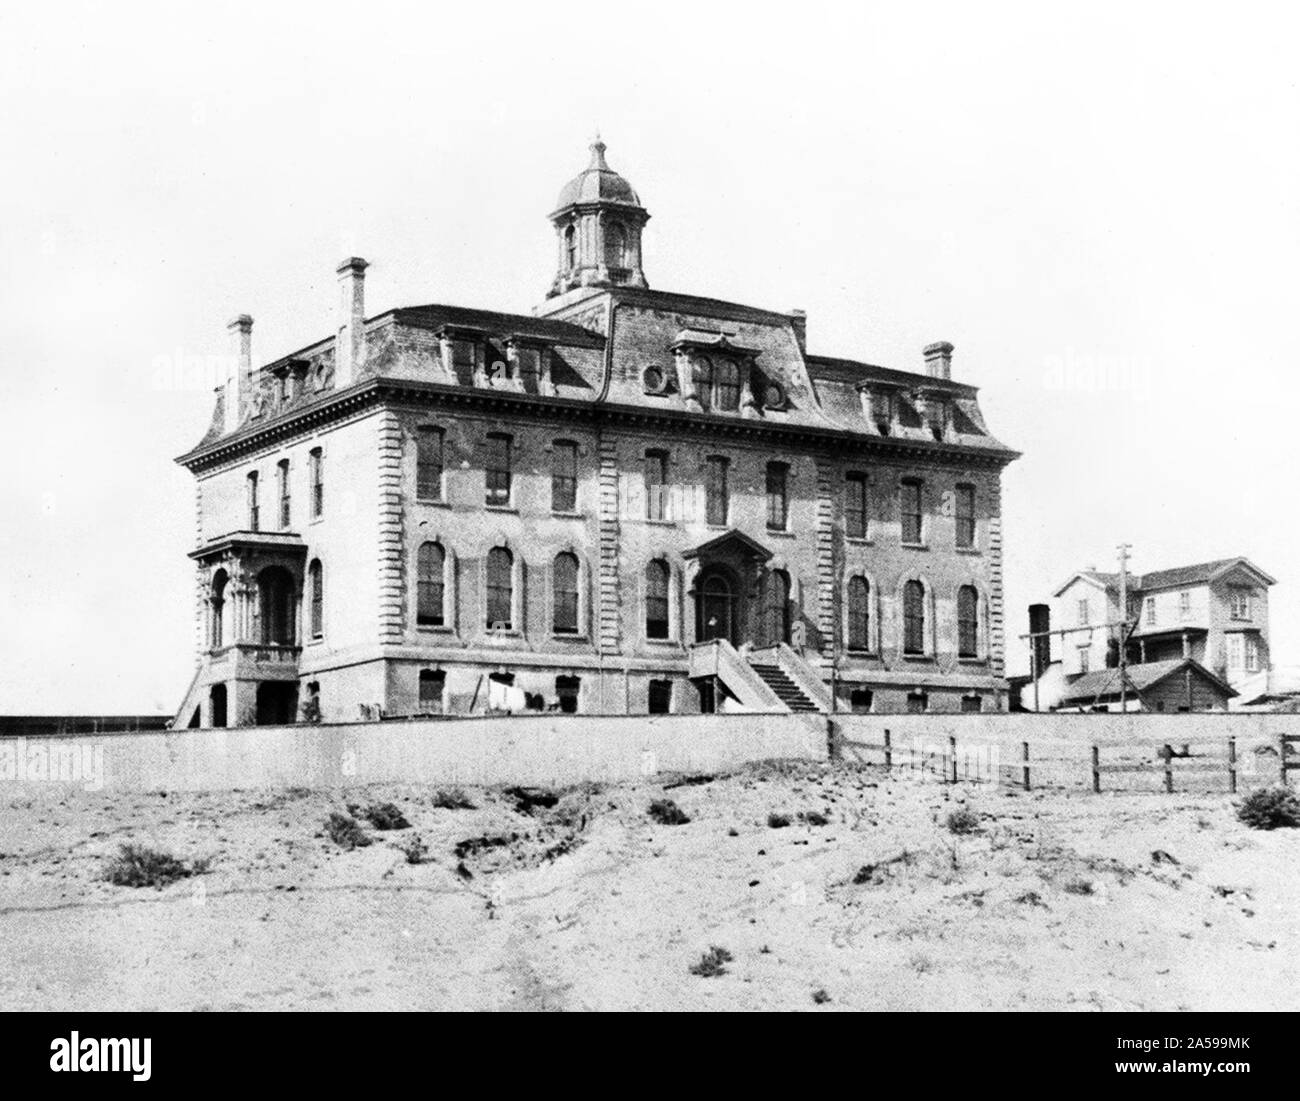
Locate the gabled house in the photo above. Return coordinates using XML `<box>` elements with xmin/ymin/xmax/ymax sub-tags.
<box><xmin>1051</xmin><ymin>557</ymin><xmax>1275</xmax><ymax>694</ymax></box>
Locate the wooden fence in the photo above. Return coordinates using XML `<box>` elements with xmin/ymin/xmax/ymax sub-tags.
<box><xmin>836</xmin><ymin>727</ymin><xmax>1300</xmax><ymax>795</ymax></box>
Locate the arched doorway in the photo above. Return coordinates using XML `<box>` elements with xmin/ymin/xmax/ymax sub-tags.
<box><xmin>694</xmin><ymin>566</ymin><xmax>738</xmax><ymax>645</ymax></box>
<box><xmin>257</xmin><ymin>566</ymin><xmax>296</xmax><ymax>646</ymax></box>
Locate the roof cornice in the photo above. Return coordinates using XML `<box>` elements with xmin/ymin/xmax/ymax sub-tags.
<box><xmin>177</xmin><ymin>377</ymin><xmax>1021</xmax><ymax>474</ymax></box>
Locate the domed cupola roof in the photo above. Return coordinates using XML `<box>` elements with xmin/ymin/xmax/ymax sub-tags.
<box><xmin>553</xmin><ymin>138</ymin><xmax>643</xmax><ymax>212</ymax></box>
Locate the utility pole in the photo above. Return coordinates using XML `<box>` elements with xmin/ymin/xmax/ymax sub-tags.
<box><xmin>1117</xmin><ymin>543</ymin><xmax>1132</xmax><ymax>712</ymax></box>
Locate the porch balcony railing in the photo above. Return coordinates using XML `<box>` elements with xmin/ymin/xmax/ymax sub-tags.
<box><xmin>208</xmin><ymin>642</ymin><xmax>302</xmax><ymax>666</ymax></box>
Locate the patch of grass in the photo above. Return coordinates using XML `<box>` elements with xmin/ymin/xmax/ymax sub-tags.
<box><xmin>908</xmin><ymin>952</ymin><xmax>934</xmax><ymax>975</ymax></box>
<box><xmin>1014</xmin><ymin>890</ymin><xmax>1048</xmax><ymax>908</ymax></box>
<box><xmin>689</xmin><ymin>945</ymin><xmax>734</xmax><ymax>978</ymax></box>
<box><xmin>454</xmin><ymin>834</ymin><xmax>516</xmax><ymax>860</ymax></box>
<box><xmin>504</xmin><ymin>786</ymin><xmax>559</xmax><ymax>815</ymax></box>
<box><xmin>648</xmin><ymin>798</ymin><xmax>691</xmax><ymax>826</ymax></box>
<box><xmin>325</xmin><ymin>812</ymin><xmax>372</xmax><ymax>850</ymax></box>
<box><xmin>945</xmin><ymin>807</ymin><xmax>980</xmax><ymax>835</ymax></box>
<box><xmin>767</xmin><ymin>812</ymin><xmax>792</xmax><ymax>829</ymax></box>
<box><xmin>1237</xmin><ymin>787</ymin><xmax>1300</xmax><ymax>830</ymax></box>
<box><xmin>431</xmin><ymin>787</ymin><xmax>476</xmax><ymax>811</ymax></box>
<box><xmin>812</xmin><ymin>988</ymin><xmax>831</xmax><ymax>1005</ymax></box>
<box><xmin>399</xmin><ymin>835</ymin><xmax>429</xmax><ymax>865</ymax></box>
<box><xmin>103</xmin><ymin>844</ymin><xmax>211</xmax><ymax>888</ymax></box>
<box><xmin>1063</xmin><ymin>877</ymin><xmax>1095</xmax><ymax>896</ymax></box>
<box><xmin>349</xmin><ymin>802</ymin><xmax>410</xmax><ymax>831</ymax></box>
<box><xmin>798</xmin><ymin>810</ymin><xmax>830</xmax><ymax>827</ymax></box>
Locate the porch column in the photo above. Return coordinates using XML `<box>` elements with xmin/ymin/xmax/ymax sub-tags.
<box><xmin>1181</xmin><ymin>630</ymin><xmax>1191</xmax><ymax>658</ymax></box>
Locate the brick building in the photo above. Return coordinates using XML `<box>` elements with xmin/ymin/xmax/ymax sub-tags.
<box><xmin>175</xmin><ymin>141</ymin><xmax>1019</xmax><ymax>727</ymax></box>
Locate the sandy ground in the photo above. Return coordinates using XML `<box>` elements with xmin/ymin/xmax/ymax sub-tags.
<box><xmin>0</xmin><ymin>761</ymin><xmax>1296</xmax><ymax>1011</ymax></box>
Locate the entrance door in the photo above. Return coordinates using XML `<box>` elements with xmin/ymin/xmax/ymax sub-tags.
<box><xmin>695</xmin><ymin>568</ymin><xmax>737</xmax><ymax>644</ymax></box>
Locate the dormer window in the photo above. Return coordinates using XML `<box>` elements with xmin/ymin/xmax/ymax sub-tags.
<box><xmin>452</xmin><ymin>339</ymin><xmax>476</xmax><ymax>373</ymax></box>
<box><xmin>693</xmin><ymin>357</ymin><xmax>714</xmax><ymax>411</ymax></box>
<box><xmin>564</xmin><ymin>225</ymin><xmax>577</xmax><ymax>270</ymax></box>
<box><xmin>714</xmin><ymin>360</ymin><xmax>740</xmax><ymax>411</ymax></box>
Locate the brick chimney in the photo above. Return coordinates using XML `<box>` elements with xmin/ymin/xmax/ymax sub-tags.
<box><xmin>789</xmin><ymin>309</ymin><xmax>807</xmax><ymax>353</ymax></box>
<box><xmin>224</xmin><ymin>314</ymin><xmax>253</xmax><ymax>434</ymax></box>
<box><xmin>335</xmin><ymin>257</ymin><xmax>369</xmax><ymax>386</ymax></box>
<box><xmin>923</xmin><ymin>340</ymin><xmax>954</xmax><ymax>380</ymax></box>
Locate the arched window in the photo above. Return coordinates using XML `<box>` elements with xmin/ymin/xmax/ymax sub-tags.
<box><xmin>958</xmin><ymin>585</ymin><xmax>979</xmax><ymax>658</ymax></box>
<box><xmin>553</xmin><ymin>552</ymin><xmax>580</xmax><ymax>635</ymax></box>
<box><xmin>645</xmin><ymin>559</ymin><xmax>670</xmax><ymax>639</ymax></box>
<box><xmin>606</xmin><ymin>222</ymin><xmax>628</xmax><ymax>268</ymax></box>
<box><xmin>847</xmin><ymin>576</ymin><xmax>870</xmax><ymax>651</ymax></box>
<box><xmin>308</xmin><ymin>559</ymin><xmax>323</xmax><ymax>640</ymax></box>
<box><xmin>693</xmin><ymin>357</ymin><xmax>714</xmax><ymax>412</ymax></box>
<box><xmin>714</xmin><ymin>360</ymin><xmax>740</xmax><ymax>411</ymax></box>
<box><xmin>247</xmin><ymin>470</ymin><xmax>260</xmax><ymax>531</ymax></box>
<box><xmin>417</xmin><ymin>542</ymin><xmax>446</xmax><ymax>627</ymax></box>
<box><xmin>210</xmin><ymin>570</ymin><xmax>228</xmax><ymax>649</ymax></box>
<box><xmin>767</xmin><ymin>569</ymin><xmax>792</xmax><ymax>645</ymax></box>
<box><xmin>486</xmin><ymin>547</ymin><xmax>514</xmax><ymax>630</ymax></box>
<box><xmin>564</xmin><ymin>224</ymin><xmax>576</xmax><ymax>270</ymax></box>
<box><xmin>903</xmin><ymin>579</ymin><xmax>926</xmax><ymax>655</ymax></box>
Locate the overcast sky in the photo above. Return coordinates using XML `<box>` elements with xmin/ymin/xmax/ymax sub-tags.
<box><xmin>1</xmin><ymin>1</ymin><xmax>1297</xmax><ymax>713</ymax></box>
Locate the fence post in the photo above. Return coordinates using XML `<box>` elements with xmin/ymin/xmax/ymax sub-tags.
<box><xmin>948</xmin><ymin>735</ymin><xmax>958</xmax><ymax>784</ymax></box>
<box><xmin>1021</xmin><ymin>741</ymin><xmax>1031</xmax><ymax>792</ymax></box>
<box><xmin>1228</xmin><ymin>736</ymin><xmax>1237</xmax><ymax>795</ymax></box>
<box><xmin>1091</xmin><ymin>745</ymin><xmax>1101</xmax><ymax>794</ymax></box>
<box><xmin>1162</xmin><ymin>744</ymin><xmax>1174</xmax><ymax>794</ymax></box>
<box><xmin>883</xmin><ymin>728</ymin><xmax>892</xmax><ymax>771</ymax></box>
<box><xmin>1280</xmin><ymin>734</ymin><xmax>1288</xmax><ymax>788</ymax></box>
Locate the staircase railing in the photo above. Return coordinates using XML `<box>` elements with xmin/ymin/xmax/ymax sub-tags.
<box><xmin>689</xmin><ymin>639</ymin><xmax>786</xmax><ymax>712</ymax></box>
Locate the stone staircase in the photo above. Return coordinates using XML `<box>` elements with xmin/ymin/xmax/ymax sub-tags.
<box><xmin>747</xmin><ymin>661</ymin><xmax>820</xmax><ymax>712</ymax></box>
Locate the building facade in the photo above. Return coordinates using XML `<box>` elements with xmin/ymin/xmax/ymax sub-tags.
<box><xmin>175</xmin><ymin>142</ymin><xmax>1019</xmax><ymax>727</ymax></box>
<box><xmin>1052</xmin><ymin>558</ymin><xmax>1274</xmax><ymax>689</ymax></box>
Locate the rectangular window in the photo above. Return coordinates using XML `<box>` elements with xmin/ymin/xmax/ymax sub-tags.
<box><xmin>417</xmin><ymin>427</ymin><xmax>444</xmax><ymax>501</ymax></box>
<box><xmin>648</xmin><ymin>679</ymin><xmax>673</xmax><ymax>715</ymax></box>
<box><xmin>485</xmin><ymin>434</ymin><xmax>512</xmax><ymax>506</ymax></box>
<box><xmin>766</xmin><ymin>462</ymin><xmax>788</xmax><ymax>531</ymax></box>
<box><xmin>1179</xmin><ymin>590</ymin><xmax>1191</xmax><ymax>618</ymax></box>
<box><xmin>277</xmin><ymin>460</ymin><xmax>291</xmax><ymax>528</ymax></box>
<box><xmin>552</xmin><ymin>440</ymin><xmax>578</xmax><ymax>513</ymax></box>
<box><xmin>1078</xmin><ymin>599</ymin><xmax>1090</xmax><ymax>627</ymax></box>
<box><xmin>1230</xmin><ymin>589</ymin><xmax>1251</xmax><ymax>620</ymax></box>
<box><xmin>845</xmin><ymin>473</ymin><xmax>868</xmax><ymax>540</ymax></box>
<box><xmin>961</xmin><ymin>694</ymin><xmax>983</xmax><ymax>713</ymax></box>
<box><xmin>1146</xmin><ymin>597</ymin><xmax>1156</xmax><ymax>626</ymax></box>
<box><xmin>556</xmin><ymin>675</ymin><xmax>580</xmax><ymax>715</ymax></box>
<box><xmin>900</xmin><ymin>479</ymin><xmax>923</xmax><ymax>544</ymax></box>
<box><xmin>705</xmin><ymin>456</ymin><xmax>729</xmax><ymax>527</ymax></box>
<box><xmin>309</xmin><ymin>448</ymin><xmax>323</xmax><ymax>519</ymax></box>
<box><xmin>955</xmin><ymin>483</ymin><xmax>975</xmax><ymax>549</ymax></box>
<box><xmin>645</xmin><ymin>450</ymin><xmax>669</xmax><ymax>521</ymax></box>
<box><xmin>418</xmin><ymin>670</ymin><xmax>445</xmax><ymax>713</ymax></box>
<box><xmin>906</xmin><ymin>691</ymin><xmax>928</xmax><ymax>714</ymax></box>
<box><xmin>1078</xmin><ymin>645</ymin><xmax>1090</xmax><ymax>674</ymax></box>
<box><xmin>1245</xmin><ymin>636</ymin><xmax>1260</xmax><ymax>673</ymax></box>
<box><xmin>247</xmin><ymin>471</ymin><xmax>260</xmax><ymax>532</ymax></box>
<box><xmin>1227</xmin><ymin>633</ymin><xmax>1244</xmax><ymax>670</ymax></box>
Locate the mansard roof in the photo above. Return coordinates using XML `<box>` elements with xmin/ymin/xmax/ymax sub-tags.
<box><xmin>180</xmin><ymin>284</ymin><xmax>1019</xmax><ymax>469</ymax></box>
